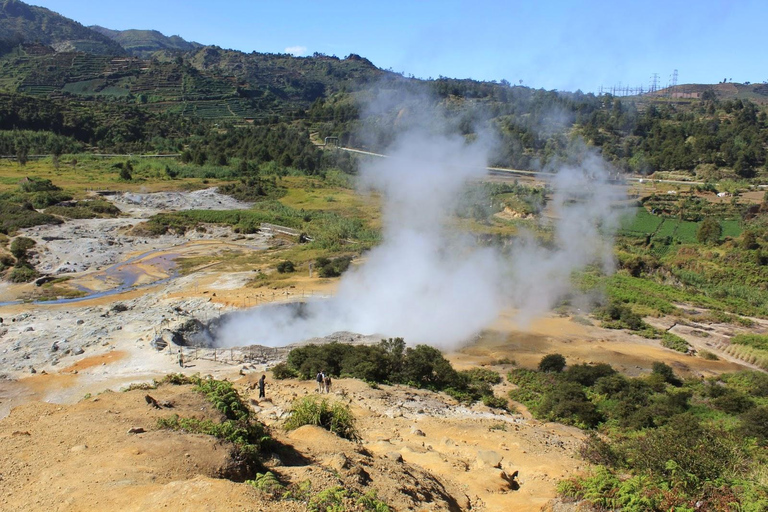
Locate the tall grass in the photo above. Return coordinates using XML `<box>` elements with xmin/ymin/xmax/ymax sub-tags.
<box><xmin>284</xmin><ymin>396</ymin><xmax>359</xmax><ymax>441</ymax></box>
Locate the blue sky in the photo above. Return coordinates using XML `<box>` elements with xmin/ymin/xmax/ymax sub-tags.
<box><xmin>29</xmin><ymin>0</ymin><xmax>768</xmax><ymax>93</ymax></box>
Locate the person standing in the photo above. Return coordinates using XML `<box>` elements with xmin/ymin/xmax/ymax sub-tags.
<box><xmin>178</xmin><ymin>350</ymin><xmax>184</xmax><ymax>368</ymax></box>
<box><xmin>258</xmin><ymin>374</ymin><xmax>266</xmax><ymax>399</ymax></box>
<box><xmin>316</xmin><ymin>370</ymin><xmax>325</xmax><ymax>393</ymax></box>
<box><xmin>324</xmin><ymin>374</ymin><xmax>332</xmax><ymax>394</ymax></box>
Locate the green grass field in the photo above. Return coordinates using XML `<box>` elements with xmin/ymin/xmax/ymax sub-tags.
<box><xmin>621</xmin><ymin>207</ymin><xmax>743</xmax><ymax>242</ymax></box>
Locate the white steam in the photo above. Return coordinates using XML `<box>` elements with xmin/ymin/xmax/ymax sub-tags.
<box><xmin>215</xmin><ymin>111</ymin><xmax>623</xmax><ymax>349</ymax></box>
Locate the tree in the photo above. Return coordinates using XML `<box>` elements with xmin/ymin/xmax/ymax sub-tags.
<box><xmin>742</xmin><ymin>231</ymin><xmax>759</xmax><ymax>250</ymax></box>
<box><xmin>401</xmin><ymin>345</ymin><xmax>458</xmax><ymax>390</ymax></box>
<box><xmin>16</xmin><ymin>142</ymin><xmax>28</xmax><ymax>166</ymax></box>
<box><xmin>697</xmin><ymin>217</ymin><xmax>722</xmax><ymax>244</ymax></box>
<box><xmin>276</xmin><ymin>260</ymin><xmax>295</xmax><ymax>273</ymax></box>
<box><xmin>651</xmin><ymin>362</ymin><xmax>681</xmax><ymax>386</ymax></box>
<box><xmin>10</xmin><ymin>236</ymin><xmax>36</xmax><ymax>261</ymax></box>
<box><xmin>539</xmin><ymin>354</ymin><xmax>566</xmax><ymax>373</ymax></box>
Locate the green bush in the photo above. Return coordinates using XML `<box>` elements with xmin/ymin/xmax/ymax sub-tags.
<box><xmin>283</xmin><ymin>339</ymin><xmax>492</xmax><ymax>402</ymax></box>
<box><xmin>564</xmin><ymin>363</ymin><xmax>616</xmax><ymax>387</ymax></box>
<box><xmin>8</xmin><ymin>264</ymin><xmax>39</xmax><ymax>283</ymax></box>
<box><xmin>284</xmin><ymin>396</ymin><xmax>359</xmax><ymax>441</ymax></box>
<box><xmin>271</xmin><ymin>362</ymin><xmax>297</xmax><ymax>379</ymax></box>
<box><xmin>623</xmin><ymin>415</ymin><xmax>743</xmax><ymax>484</ymax></box>
<box><xmin>401</xmin><ymin>344</ymin><xmax>459</xmax><ymax>390</ymax></box>
<box><xmin>10</xmin><ymin>236</ymin><xmax>36</xmax><ymax>260</ymax></box>
<box><xmin>246</xmin><ymin>471</ymin><xmax>283</xmax><ymax>495</ymax></box>
<box><xmin>194</xmin><ymin>378</ymin><xmax>251</xmax><ymax>421</ymax></box>
<box><xmin>740</xmin><ymin>407</ymin><xmax>768</xmax><ymax>444</ymax></box>
<box><xmin>316</xmin><ymin>256</ymin><xmax>352</xmax><ymax>278</ymax></box>
<box><xmin>651</xmin><ymin>362</ymin><xmax>682</xmax><ymax>386</ymax></box>
<box><xmin>538</xmin><ymin>353</ymin><xmax>566</xmax><ymax>373</ymax></box>
<box><xmin>661</xmin><ymin>332</ymin><xmax>690</xmax><ymax>353</ymax></box>
<box><xmin>481</xmin><ymin>394</ymin><xmax>509</xmax><ymax>410</ymax></box>
<box><xmin>711</xmin><ymin>391</ymin><xmax>755</xmax><ymax>414</ymax></box>
<box><xmin>697</xmin><ymin>217</ymin><xmax>722</xmax><ymax>244</ymax></box>
<box><xmin>537</xmin><ymin>381</ymin><xmax>603</xmax><ymax>428</ymax></box>
<box><xmin>18</xmin><ymin>177</ymin><xmax>60</xmax><ymax>193</ymax></box>
<box><xmin>276</xmin><ymin>260</ymin><xmax>296</xmax><ymax>273</ymax></box>
<box><xmin>460</xmin><ymin>367</ymin><xmax>502</xmax><ymax>384</ymax></box>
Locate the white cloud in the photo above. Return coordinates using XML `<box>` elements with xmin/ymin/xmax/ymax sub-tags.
<box><xmin>284</xmin><ymin>45</ymin><xmax>307</xmax><ymax>56</ymax></box>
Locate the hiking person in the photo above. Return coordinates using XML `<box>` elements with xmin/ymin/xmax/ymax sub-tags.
<box><xmin>316</xmin><ymin>370</ymin><xmax>325</xmax><ymax>393</ymax></box>
<box><xmin>324</xmin><ymin>374</ymin><xmax>332</xmax><ymax>394</ymax></box>
<box><xmin>178</xmin><ymin>350</ymin><xmax>184</xmax><ymax>368</ymax></box>
<box><xmin>258</xmin><ymin>374</ymin><xmax>266</xmax><ymax>399</ymax></box>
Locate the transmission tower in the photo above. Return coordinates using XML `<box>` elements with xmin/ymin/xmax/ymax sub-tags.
<box><xmin>671</xmin><ymin>69</ymin><xmax>678</xmax><ymax>89</ymax></box>
<box><xmin>650</xmin><ymin>73</ymin><xmax>659</xmax><ymax>93</ymax></box>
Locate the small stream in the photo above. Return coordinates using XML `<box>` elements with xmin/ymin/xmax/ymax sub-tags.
<box><xmin>0</xmin><ymin>239</ymin><xmax>268</xmax><ymax>307</ymax></box>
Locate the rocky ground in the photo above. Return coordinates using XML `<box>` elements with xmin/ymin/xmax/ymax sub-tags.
<box><xmin>0</xmin><ymin>188</ymin><xmax>762</xmax><ymax>511</ymax></box>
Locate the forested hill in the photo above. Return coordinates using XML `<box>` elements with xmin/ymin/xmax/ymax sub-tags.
<box><xmin>0</xmin><ymin>0</ymin><xmax>766</xmax><ymax>183</ymax></box>
<box><xmin>0</xmin><ymin>0</ymin><xmax>124</xmax><ymax>55</ymax></box>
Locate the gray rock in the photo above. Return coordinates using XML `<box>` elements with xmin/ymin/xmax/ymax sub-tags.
<box><xmin>476</xmin><ymin>449</ymin><xmax>503</xmax><ymax>469</ymax></box>
<box><xmin>74</xmin><ymin>347</ymin><xmax>84</xmax><ymax>355</ymax></box>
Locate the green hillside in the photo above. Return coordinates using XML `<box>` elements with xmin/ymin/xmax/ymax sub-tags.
<box><xmin>0</xmin><ymin>0</ymin><xmax>765</xmax><ymax>184</ymax></box>
<box><xmin>0</xmin><ymin>0</ymin><xmax>125</xmax><ymax>55</ymax></box>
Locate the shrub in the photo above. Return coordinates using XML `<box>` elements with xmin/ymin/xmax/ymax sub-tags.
<box><xmin>564</xmin><ymin>363</ymin><xmax>616</xmax><ymax>387</ymax></box>
<box><xmin>697</xmin><ymin>217</ymin><xmax>722</xmax><ymax>244</ymax></box>
<box><xmin>661</xmin><ymin>332</ymin><xmax>690</xmax><ymax>353</ymax></box>
<box><xmin>740</xmin><ymin>407</ymin><xmax>768</xmax><ymax>444</ymax></box>
<box><xmin>271</xmin><ymin>362</ymin><xmax>297</xmax><ymax>379</ymax></box>
<box><xmin>8</xmin><ymin>264</ymin><xmax>39</xmax><ymax>283</ymax></box>
<box><xmin>10</xmin><ymin>236</ymin><xmax>35</xmax><ymax>260</ymax></box>
<box><xmin>579</xmin><ymin>433</ymin><xmax>621</xmax><ymax>467</ymax></box>
<box><xmin>711</xmin><ymin>391</ymin><xmax>755</xmax><ymax>414</ymax></box>
<box><xmin>246</xmin><ymin>471</ymin><xmax>283</xmax><ymax>495</ymax></box>
<box><xmin>401</xmin><ymin>344</ymin><xmax>459</xmax><ymax>390</ymax></box>
<box><xmin>622</xmin><ymin>415</ymin><xmax>744</xmax><ymax>484</ymax></box>
<box><xmin>195</xmin><ymin>378</ymin><xmax>251</xmax><ymax>421</ymax></box>
<box><xmin>276</xmin><ymin>260</ymin><xmax>295</xmax><ymax>273</ymax></box>
<box><xmin>315</xmin><ymin>256</ymin><xmax>352</xmax><ymax>278</ymax></box>
<box><xmin>651</xmin><ymin>362</ymin><xmax>682</xmax><ymax>386</ymax></box>
<box><xmin>284</xmin><ymin>396</ymin><xmax>359</xmax><ymax>441</ymax></box>
<box><xmin>481</xmin><ymin>394</ymin><xmax>509</xmax><ymax>410</ymax></box>
<box><xmin>18</xmin><ymin>177</ymin><xmax>59</xmax><ymax>193</ymax></box>
<box><xmin>157</xmin><ymin>414</ymin><xmax>269</xmax><ymax>456</ymax></box>
<box><xmin>460</xmin><ymin>367</ymin><xmax>502</xmax><ymax>384</ymax></box>
<box><xmin>538</xmin><ymin>353</ymin><xmax>566</xmax><ymax>373</ymax></box>
<box><xmin>537</xmin><ymin>381</ymin><xmax>603</xmax><ymax>428</ymax></box>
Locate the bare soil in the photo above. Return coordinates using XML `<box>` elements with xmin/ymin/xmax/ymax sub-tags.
<box><xmin>0</xmin><ymin>188</ymin><xmax>761</xmax><ymax>511</ymax></box>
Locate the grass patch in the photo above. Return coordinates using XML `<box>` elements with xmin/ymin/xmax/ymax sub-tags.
<box><xmin>155</xmin><ymin>374</ymin><xmax>271</xmax><ymax>468</ymax></box>
<box><xmin>284</xmin><ymin>396</ymin><xmax>359</xmax><ymax>441</ymax></box>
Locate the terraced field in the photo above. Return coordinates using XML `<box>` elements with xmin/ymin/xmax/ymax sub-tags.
<box><xmin>620</xmin><ymin>207</ymin><xmax>743</xmax><ymax>243</ymax></box>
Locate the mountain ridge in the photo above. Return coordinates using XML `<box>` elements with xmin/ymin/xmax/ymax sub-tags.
<box><xmin>89</xmin><ymin>25</ymin><xmax>202</xmax><ymax>58</ymax></box>
<box><xmin>0</xmin><ymin>0</ymin><xmax>125</xmax><ymax>55</ymax></box>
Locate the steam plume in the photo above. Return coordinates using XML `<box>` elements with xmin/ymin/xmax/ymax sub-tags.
<box><xmin>215</xmin><ymin>99</ymin><xmax>623</xmax><ymax>349</ymax></box>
